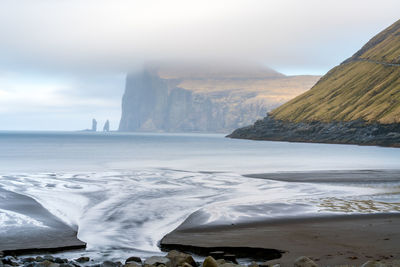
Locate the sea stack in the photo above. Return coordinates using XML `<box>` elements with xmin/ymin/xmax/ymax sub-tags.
<box><xmin>228</xmin><ymin>19</ymin><xmax>400</xmax><ymax>147</ymax></box>
<box><xmin>103</xmin><ymin>120</ymin><xmax>110</xmax><ymax>132</ymax></box>
<box><xmin>92</xmin><ymin>118</ymin><xmax>97</xmax><ymax>132</ymax></box>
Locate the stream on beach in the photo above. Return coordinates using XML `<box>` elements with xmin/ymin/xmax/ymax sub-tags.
<box><xmin>0</xmin><ymin>131</ymin><xmax>399</xmax><ymax>262</ymax></box>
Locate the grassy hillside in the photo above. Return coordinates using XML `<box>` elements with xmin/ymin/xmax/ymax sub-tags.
<box><xmin>270</xmin><ymin>19</ymin><xmax>400</xmax><ymax>124</ymax></box>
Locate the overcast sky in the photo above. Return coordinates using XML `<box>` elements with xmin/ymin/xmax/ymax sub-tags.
<box><xmin>0</xmin><ymin>0</ymin><xmax>399</xmax><ymax>130</ymax></box>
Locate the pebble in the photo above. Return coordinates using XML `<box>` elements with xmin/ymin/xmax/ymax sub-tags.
<box><xmin>294</xmin><ymin>256</ymin><xmax>318</xmax><ymax>267</ymax></box>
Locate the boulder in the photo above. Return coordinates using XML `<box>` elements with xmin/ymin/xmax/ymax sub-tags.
<box><xmin>36</xmin><ymin>260</ymin><xmax>60</xmax><ymax>267</ymax></box>
<box><xmin>22</xmin><ymin>257</ymin><xmax>36</xmax><ymax>263</ymax></box>
<box><xmin>125</xmin><ymin>257</ymin><xmax>142</xmax><ymax>265</ymax></box>
<box><xmin>293</xmin><ymin>256</ymin><xmax>318</xmax><ymax>267</ymax></box>
<box><xmin>44</xmin><ymin>256</ymin><xmax>55</xmax><ymax>262</ymax></box>
<box><xmin>144</xmin><ymin>257</ymin><xmax>171</xmax><ymax>267</ymax></box>
<box><xmin>361</xmin><ymin>261</ymin><xmax>387</xmax><ymax>267</ymax></box>
<box><xmin>2</xmin><ymin>256</ymin><xmax>18</xmax><ymax>266</ymax></box>
<box><xmin>166</xmin><ymin>251</ymin><xmax>196</xmax><ymax>267</ymax></box>
<box><xmin>124</xmin><ymin>263</ymin><xmax>141</xmax><ymax>267</ymax></box>
<box><xmin>59</xmin><ymin>264</ymin><xmax>76</xmax><ymax>267</ymax></box>
<box><xmin>216</xmin><ymin>260</ymin><xmax>226</xmax><ymax>266</ymax></box>
<box><xmin>54</xmin><ymin>258</ymin><xmax>68</xmax><ymax>264</ymax></box>
<box><xmin>100</xmin><ymin>261</ymin><xmax>120</xmax><ymax>267</ymax></box>
<box><xmin>247</xmin><ymin>262</ymin><xmax>258</xmax><ymax>267</ymax></box>
<box><xmin>202</xmin><ymin>257</ymin><xmax>218</xmax><ymax>267</ymax></box>
<box><xmin>75</xmin><ymin>257</ymin><xmax>90</xmax><ymax>263</ymax></box>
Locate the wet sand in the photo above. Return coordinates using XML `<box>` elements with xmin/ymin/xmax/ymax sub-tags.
<box><xmin>244</xmin><ymin>169</ymin><xmax>400</xmax><ymax>183</ymax></box>
<box><xmin>161</xmin><ymin>170</ymin><xmax>400</xmax><ymax>266</ymax></box>
<box><xmin>161</xmin><ymin>213</ymin><xmax>400</xmax><ymax>266</ymax></box>
<box><xmin>0</xmin><ymin>188</ymin><xmax>86</xmax><ymax>254</ymax></box>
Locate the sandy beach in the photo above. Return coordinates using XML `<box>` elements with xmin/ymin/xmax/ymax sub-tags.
<box><xmin>0</xmin><ymin>188</ymin><xmax>85</xmax><ymax>254</ymax></box>
<box><xmin>1</xmin><ymin>168</ymin><xmax>399</xmax><ymax>266</ymax></box>
<box><xmin>161</xmin><ymin>213</ymin><xmax>400</xmax><ymax>266</ymax></box>
<box><xmin>161</xmin><ymin>170</ymin><xmax>400</xmax><ymax>266</ymax></box>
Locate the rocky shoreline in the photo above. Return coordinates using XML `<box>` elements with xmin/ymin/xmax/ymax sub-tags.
<box><xmin>1</xmin><ymin>249</ymin><xmax>399</xmax><ymax>267</ymax></box>
<box><xmin>227</xmin><ymin>116</ymin><xmax>400</xmax><ymax>147</ymax></box>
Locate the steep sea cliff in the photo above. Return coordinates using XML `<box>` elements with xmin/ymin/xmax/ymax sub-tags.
<box><xmin>118</xmin><ymin>65</ymin><xmax>319</xmax><ymax>133</ymax></box>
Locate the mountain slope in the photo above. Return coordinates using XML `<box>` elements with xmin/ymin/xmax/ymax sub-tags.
<box><xmin>270</xmin><ymin>19</ymin><xmax>400</xmax><ymax>124</ymax></box>
<box><xmin>229</xmin><ymin>20</ymin><xmax>400</xmax><ymax>147</ymax></box>
<box><xmin>119</xmin><ymin>63</ymin><xmax>319</xmax><ymax>133</ymax></box>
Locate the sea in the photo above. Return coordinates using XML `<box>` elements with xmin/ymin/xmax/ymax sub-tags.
<box><xmin>0</xmin><ymin>131</ymin><xmax>399</xmax><ymax>261</ymax></box>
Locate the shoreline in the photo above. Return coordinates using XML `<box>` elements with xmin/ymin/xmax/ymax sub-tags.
<box><xmin>0</xmin><ymin>188</ymin><xmax>86</xmax><ymax>254</ymax></box>
<box><xmin>244</xmin><ymin>169</ymin><xmax>400</xmax><ymax>183</ymax></box>
<box><xmin>1</xmin><ymin>169</ymin><xmax>400</xmax><ymax>266</ymax></box>
<box><xmin>161</xmin><ymin>213</ymin><xmax>400</xmax><ymax>266</ymax></box>
<box><xmin>227</xmin><ymin>117</ymin><xmax>400</xmax><ymax>148</ymax></box>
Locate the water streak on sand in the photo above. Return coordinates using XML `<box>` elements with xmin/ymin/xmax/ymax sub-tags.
<box><xmin>1</xmin><ymin>169</ymin><xmax>399</xmax><ymax>256</ymax></box>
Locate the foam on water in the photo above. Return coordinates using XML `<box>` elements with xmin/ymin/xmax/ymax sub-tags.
<box><xmin>0</xmin><ymin>132</ymin><xmax>400</xmax><ymax>261</ymax></box>
<box><xmin>1</xmin><ymin>169</ymin><xmax>398</xmax><ymax>255</ymax></box>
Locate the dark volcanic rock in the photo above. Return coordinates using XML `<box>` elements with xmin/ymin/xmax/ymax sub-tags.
<box><xmin>227</xmin><ymin>116</ymin><xmax>400</xmax><ymax>147</ymax></box>
<box><xmin>75</xmin><ymin>257</ymin><xmax>90</xmax><ymax>263</ymax></box>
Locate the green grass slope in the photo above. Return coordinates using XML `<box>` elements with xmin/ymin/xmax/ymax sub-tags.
<box><xmin>270</xmin><ymin>19</ymin><xmax>400</xmax><ymax>124</ymax></box>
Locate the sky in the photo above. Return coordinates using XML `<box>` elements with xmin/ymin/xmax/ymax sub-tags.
<box><xmin>0</xmin><ymin>0</ymin><xmax>399</xmax><ymax>131</ymax></box>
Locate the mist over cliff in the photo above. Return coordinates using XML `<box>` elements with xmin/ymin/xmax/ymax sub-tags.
<box><xmin>119</xmin><ymin>63</ymin><xmax>319</xmax><ymax>133</ymax></box>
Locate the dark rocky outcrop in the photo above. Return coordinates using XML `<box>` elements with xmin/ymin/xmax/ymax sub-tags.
<box><xmin>228</xmin><ymin>20</ymin><xmax>400</xmax><ymax>147</ymax></box>
<box><xmin>228</xmin><ymin>116</ymin><xmax>400</xmax><ymax>147</ymax></box>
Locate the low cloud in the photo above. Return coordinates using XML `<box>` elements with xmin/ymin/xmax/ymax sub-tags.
<box><xmin>0</xmin><ymin>0</ymin><xmax>399</xmax><ymax>130</ymax></box>
<box><xmin>0</xmin><ymin>0</ymin><xmax>399</xmax><ymax>73</ymax></box>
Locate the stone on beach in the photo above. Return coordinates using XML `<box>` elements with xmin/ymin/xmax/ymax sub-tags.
<box><xmin>166</xmin><ymin>250</ymin><xmax>196</xmax><ymax>267</ymax></box>
<box><xmin>294</xmin><ymin>256</ymin><xmax>318</xmax><ymax>267</ymax></box>
<box><xmin>2</xmin><ymin>256</ymin><xmax>18</xmax><ymax>266</ymax></box>
<box><xmin>75</xmin><ymin>257</ymin><xmax>90</xmax><ymax>263</ymax></box>
<box><xmin>101</xmin><ymin>261</ymin><xmax>121</xmax><ymax>267</ymax></box>
<box><xmin>36</xmin><ymin>260</ymin><xmax>60</xmax><ymax>267</ymax></box>
<box><xmin>202</xmin><ymin>257</ymin><xmax>218</xmax><ymax>267</ymax></box>
<box><xmin>144</xmin><ymin>257</ymin><xmax>171</xmax><ymax>267</ymax></box>
<box><xmin>125</xmin><ymin>257</ymin><xmax>142</xmax><ymax>265</ymax></box>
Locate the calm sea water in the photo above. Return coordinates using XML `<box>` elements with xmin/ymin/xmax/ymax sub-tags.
<box><xmin>0</xmin><ymin>131</ymin><xmax>399</xmax><ymax>173</ymax></box>
<box><xmin>0</xmin><ymin>131</ymin><xmax>399</xmax><ymax>261</ymax></box>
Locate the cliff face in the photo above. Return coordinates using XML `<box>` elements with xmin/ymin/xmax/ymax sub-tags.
<box><xmin>228</xmin><ymin>20</ymin><xmax>400</xmax><ymax>147</ymax></box>
<box><xmin>119</xmin><ymin>65</ymin><xmax>320</xmax><ymax>132</ymax></box>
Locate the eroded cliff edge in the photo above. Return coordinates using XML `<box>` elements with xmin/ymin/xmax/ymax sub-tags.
<box><xmin>118</xmin><ymin>64</ymin><xmax>320</xmax><ymax>133</ymax></box>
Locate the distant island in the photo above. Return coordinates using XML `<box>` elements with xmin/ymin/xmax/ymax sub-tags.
<box><xmin>118</xmin><ymin>63</ymin><xmax>320</xmax><ymax>133</ymax></box>
<box><xmin>228</xmin><ymin>19</ymin><xmax>400</xmax><ymax>147</ymax></box>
